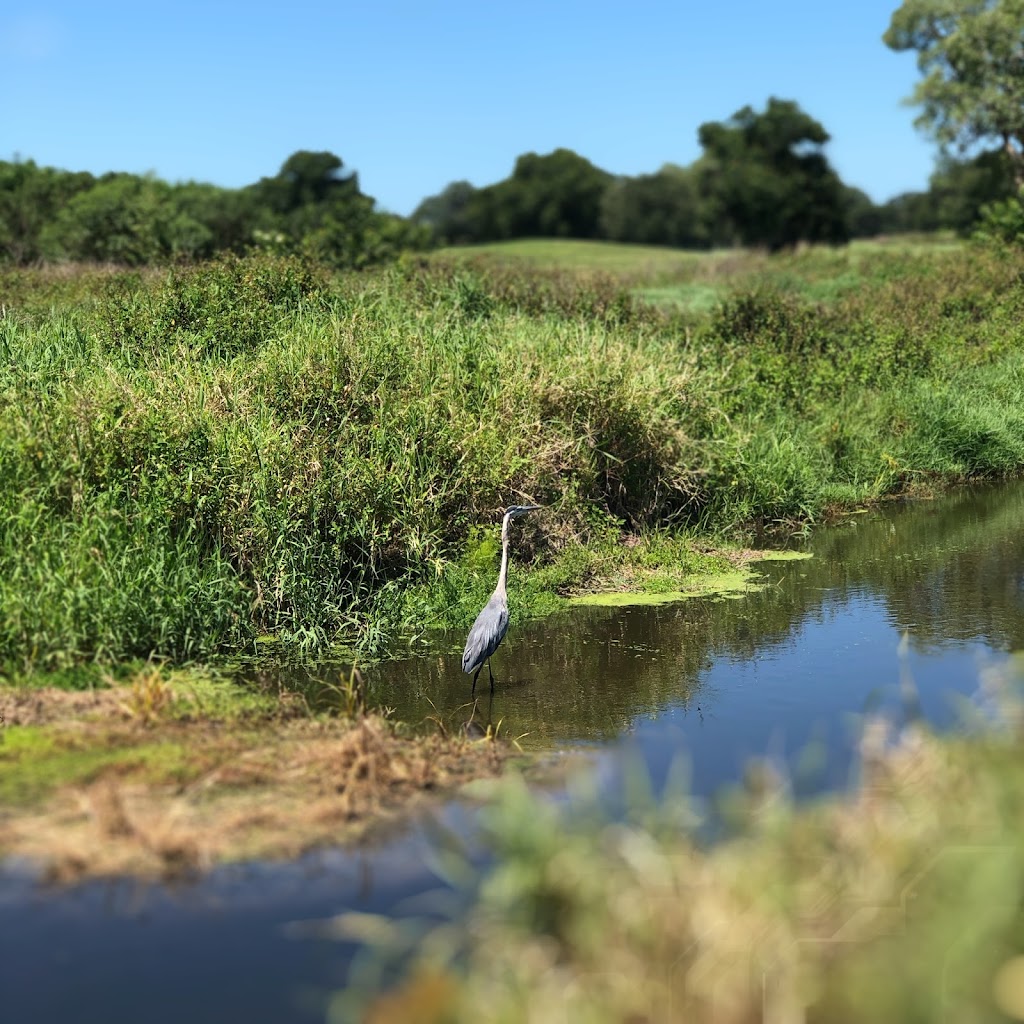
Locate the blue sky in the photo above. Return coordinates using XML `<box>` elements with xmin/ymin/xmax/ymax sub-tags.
<box><xmin>3</xmin><ymin>2</ymin><xmax>934</xmax><ymax>215</ymax></box>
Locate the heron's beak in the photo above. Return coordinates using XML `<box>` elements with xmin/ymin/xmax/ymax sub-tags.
<box><xmin>503</xmin><ymin>504</ymin><xmax>541</xmax><ymax>519</ymax></box>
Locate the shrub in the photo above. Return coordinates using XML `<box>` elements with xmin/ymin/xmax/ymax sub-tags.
<box><xmin>100</xmin><ymin>252</ymin><xmax>328</xmax><ymax>358</ymax></box>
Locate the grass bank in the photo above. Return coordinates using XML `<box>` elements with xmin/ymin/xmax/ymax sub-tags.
<box><xmin>3</xmin><ymin>240</ymin><xmax>1024</xmax><ymax>672</ymax></box>
<box><xmin>0</xmin><ymin>665</ymin><xmax>514</xmax><ymax>881</ymax></box>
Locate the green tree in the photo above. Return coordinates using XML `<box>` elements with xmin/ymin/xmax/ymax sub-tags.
<box><xmin>412</xmin><ymin>180</ymin><xmax>478</xmax><ymax>244</ymax></box>
<box><xmin>467</xmin><ymin>149</ymin><xmax>612</xmax><ymax>241</ymax></box>
<box><xmin>246</xmin><ymin>150</ymin><xmax>414</xmax><ymax>266</ymax></box>
<box><xmin>876</xmin><ymin>190</ymin><xmax>945</xmax><ymax>233</ymax></box>
<box><xmin>928</xmin><ymin>150</ymin><xmax>1015</xmax><ymax>231</ymax></box>
<box><xmin>40</xmin><ymin>175</ymin><xmax>173</xmax><ymax>265</ymax></box>
<box><xmin>841</xmin><ymin>186</ymin><xmax>885</xmax><ymax>237</ymax></box>
<box><xmin>871</xmin><ymin>152</ymin><xmax>1014</xmax><ymax>236</ymax></box>
<box><xmin>600</xmin><ymin>165</ymin><xmax>710</xmax><ymax>247</ymax></box>
<box><xmin>248</xmin><ymin>151</ymin><xmax>369</xmax><ymax>241</ymax></box>
<box><xmin>251</xmin><ymin>151</ymin><xmax>362</xmax><ymax>217</ymax></box>
<box><xmin>973</xmin><ymin>185</ymin><xmax>1024</xmax><ymax>243</ymax></box>
<box><xmin>697</xmin><ymin>98</ymin><xmax>849</xmax><ymax>250</ymax></box>
<box><xmin>302</xmin><ymin>209</ymin><xmax>430</xmax><ymax>268</ymax></box>
<box><xmin>0</xmin><ymin>159</ymin><xmax>94</xmax><ymax>264</ymax></box>
<box><xmin>884</xmin><ymin>0</ymin><xmax>1024</xmax><ymax>188</ymax></box>
<box><xmin>171</xmin><ymin>182</ymin><xmax>255</xmax><ymax>256</ymax></box>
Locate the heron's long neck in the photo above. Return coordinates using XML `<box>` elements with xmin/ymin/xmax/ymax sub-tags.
<box><xmin>495</xmin><ymin>516</ymin><xmax>511</xmax><ymax>599</ymax></box>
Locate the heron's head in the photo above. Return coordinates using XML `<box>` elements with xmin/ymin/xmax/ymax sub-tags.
<box><xmin>504</xmin><ymin>504</ymin><xmax>540</xmax><ymax>521</ymax></box>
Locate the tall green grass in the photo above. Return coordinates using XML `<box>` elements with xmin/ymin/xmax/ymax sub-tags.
<box><xmin>3</xmin><ymin>243</ymin><xmax>1024</xmax><ymax>671</ymax></box>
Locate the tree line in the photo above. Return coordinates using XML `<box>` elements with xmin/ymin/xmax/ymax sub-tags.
<box><xmin>413</xmin><ymin>97</ymin><xmax>1016</xmax><ymax>251</ymax></box>
<box><xmin>4</xmin><ymin>0</ymin><xmax>1024</xmax><ymax>267</ymax></box>
<box><xmin>5</xmin><ymin>106</ymin><xmax>1012</xmax><ymax>272</ymax></box>
<box><xmin>0</xmin><ymin>150</ymin><xmax>428</xmax><ymax>267</ymax></box>
<box><xmin>417</xmin><ymin>0</ymin><xmax>1024</xmax><ymax>251</ymax></box>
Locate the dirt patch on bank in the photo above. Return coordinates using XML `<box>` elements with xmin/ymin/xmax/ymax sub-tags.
<box><xmin>0</xmin><ymin>685</ymin><xmax>137</xmax><ymax>727</ymax></box>
<box><xmin>0</xmin><ymin>682</ymin><xmax>515</xmax><ymax>884</ymax></box>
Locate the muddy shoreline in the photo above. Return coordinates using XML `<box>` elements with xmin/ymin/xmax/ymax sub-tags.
<box><xmin>0</xmin><ymin>678</ymin><xmax>519</xmax><ymax>884</ymax></box>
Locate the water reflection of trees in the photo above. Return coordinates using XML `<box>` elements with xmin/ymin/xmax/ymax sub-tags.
<box><xmin>278</xmin><ymin>483</ymin><xmax>1024</xmax><ymax>745</ymax></box>
<box><xmin>805</xmin><ymin>483</ymin><xmax>1024</xmax><ymax>652</ymax></box>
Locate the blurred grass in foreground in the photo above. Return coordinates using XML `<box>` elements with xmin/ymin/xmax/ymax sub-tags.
<box><xmin>332</xmin><ymin>656</ymin><xmax>1024</xmax><ymax>1024</ymax></box>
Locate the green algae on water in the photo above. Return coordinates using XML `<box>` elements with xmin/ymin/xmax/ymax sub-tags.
<box><xmin>568</xmin><ymin>568</ymin><xmax>764</xmax><ymax>607</ymax></box>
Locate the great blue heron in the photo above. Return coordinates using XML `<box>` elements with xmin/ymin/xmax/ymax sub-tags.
<box><xmin>462</xmin><ymin>504</ymin><xmax>540</xmax><ymax>693</ymax></box>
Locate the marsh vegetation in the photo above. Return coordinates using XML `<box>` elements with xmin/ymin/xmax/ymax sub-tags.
<box><xmin>3</xmin><ymin>238</ymin><xmax>1024</xmax><ymax>675</ymax></box>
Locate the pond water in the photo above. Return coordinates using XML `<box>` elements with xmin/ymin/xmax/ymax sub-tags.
<box><xmin>5</xmin><ymin>482</ymin><xmax>1024</xmax><ymax>1023</ymax></box>
<box><xmin>311</xmin><ymin>479</ymin><xmax>1024</xmax><ymax>800</ymax></box>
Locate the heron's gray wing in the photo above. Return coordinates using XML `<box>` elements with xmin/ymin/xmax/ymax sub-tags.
<box><xmin>462</xmin><ymin>596</ymin><xmax>509</xmax><ymax>673</ymax></box>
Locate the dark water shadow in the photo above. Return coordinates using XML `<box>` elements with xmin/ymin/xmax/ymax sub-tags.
<box><xmin>0</xmin><ymin>802</ymin><xmax>486</xmax><ymax>1024</ymax></box>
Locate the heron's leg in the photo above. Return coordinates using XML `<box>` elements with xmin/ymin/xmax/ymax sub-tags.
<box><xmin>487</xmin><ymin>658</ymin><xmax>495</xmax><ymax>692</ymax></box>
<box><xmin>472</xmin><ymin>665</ymin><xmax>482</xmax><ymax>694</ymax></box>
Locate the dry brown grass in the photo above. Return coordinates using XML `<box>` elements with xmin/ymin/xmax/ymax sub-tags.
<box><xmin>0</xmin><ymin>685</ymin><xmax>132</xmax><ymax>727</ymax></box>
<box><xmin>0</xmin><ymin>686</ymin><xmax>512</xmax><ymax>883</ymax></box>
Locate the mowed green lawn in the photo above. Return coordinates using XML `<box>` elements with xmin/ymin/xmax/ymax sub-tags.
<box><xmin>433</xmin><ymin>237</ymin><xmax>711</xmax><ymax>275</ymax></box>
<box><xmin>433</xmin><ymin>235</ymin><xmax>967</xmax><ymax>312</ymax></box>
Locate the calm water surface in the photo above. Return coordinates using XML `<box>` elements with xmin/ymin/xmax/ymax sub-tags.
<box><xmin>315</xmin><ymin>479</ymin><xmax>1024</xmax><ymax>796</ymax></box>
<box><xmin>5</xmin><ymin>482</ymin><xmax>1024</xmax><ymax>1022</ymax></box>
